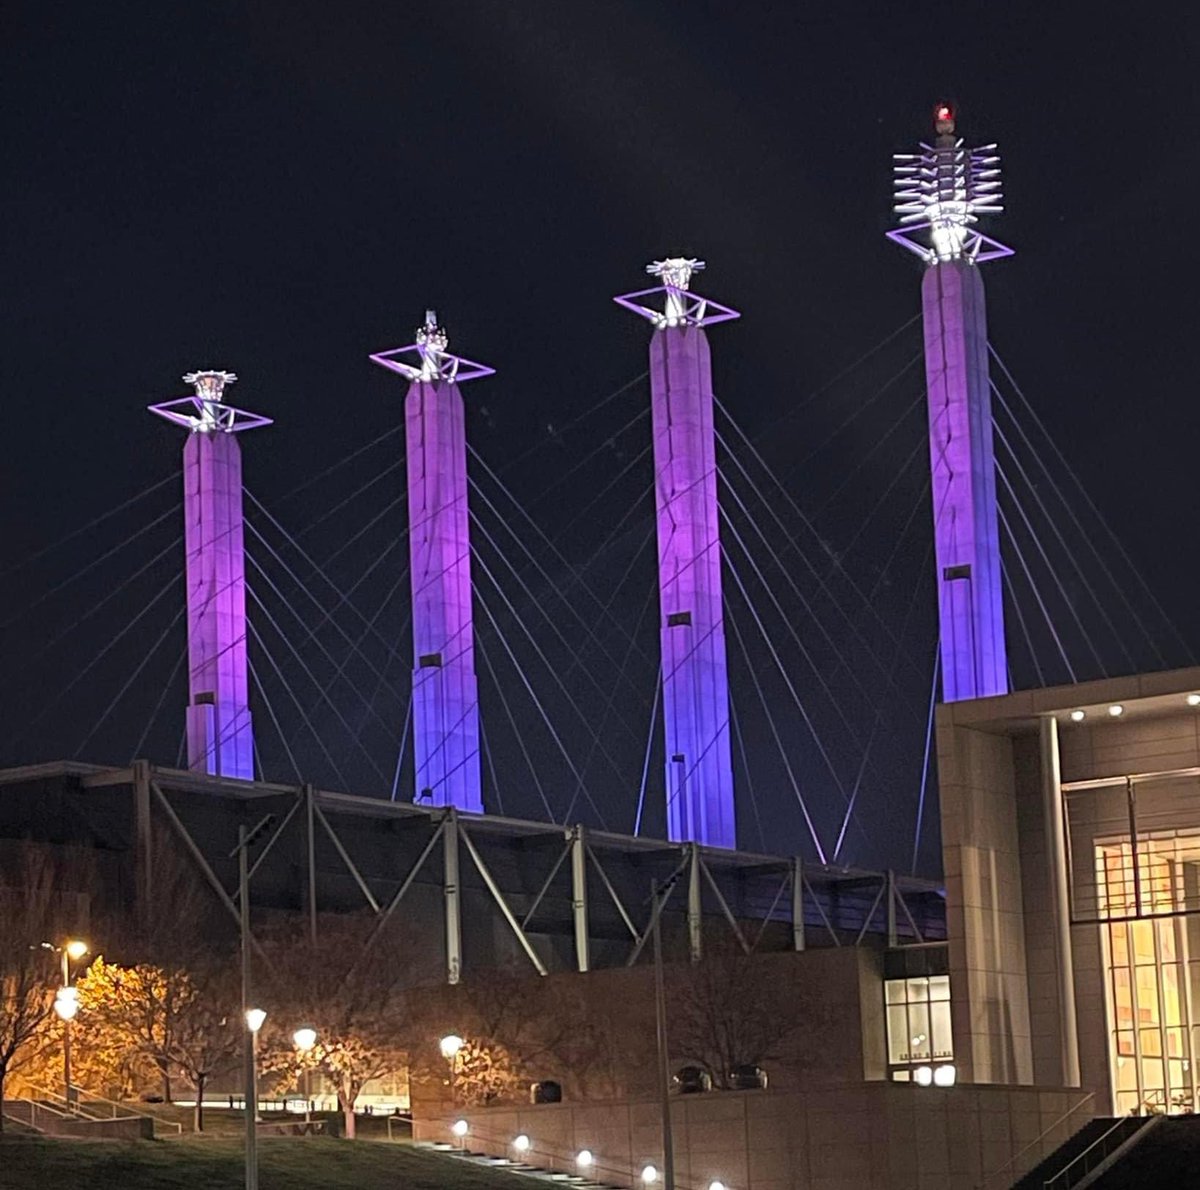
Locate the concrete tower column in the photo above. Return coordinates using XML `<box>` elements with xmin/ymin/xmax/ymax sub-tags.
<box><xmin>149</xmin><ymin>371</ymin><xmax>271</xmax><ymax>779</ymax></box>
<box><xmin>371</xmin><ymin>313</ymin><xmax>492</xmax><ymax>812</ymax></box>
<box><xmin>617</xmin><ymin>259</ymin><xmax>739</xmax><ymax>848</ymax></box>
<box><xmin>890</xmin><ymin>104</ymin><xmax>1012</xmax><ymax>702</ymax></box>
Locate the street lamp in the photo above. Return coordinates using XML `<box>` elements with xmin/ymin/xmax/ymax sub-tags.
<box><xmin>439</xmin><ymin>1034</ymin><xmax>464</xmax><ymax>1102</ymax></box>
<box><xmin>293</xmin><ymin>1027</ymin><xmax>317</xmax><ymax>1126</ymax></box>
<box><xmin>42</xmin><ymin>939</ymin><xmax>88</xmax><ymax>1106</ymax></box>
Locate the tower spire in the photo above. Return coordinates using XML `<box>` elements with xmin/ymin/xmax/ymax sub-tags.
<box><xmin>370</xmin><ymin>316</ymin><xmax>491</xmax><ymax>812</ymax></box>
<box><xmin>615</xmin><ymin>258</ymin><xmax>739</xmax><ymax>848</ymax></box>
<box><xmin>149</xmin><ymin>370</ymin><xmax>271</xmax><ymax>779</ymax></box>
<box><xmin>890</xmin><ymin>105</ymin><xmax>1010</xmax><ymax>703</ymax></box>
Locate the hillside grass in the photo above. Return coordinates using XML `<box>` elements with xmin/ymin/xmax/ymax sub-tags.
<box><xmin>0</xmin><ymin>1135</ymin><xmax>523</xmax><ymax>1190</ymax></box>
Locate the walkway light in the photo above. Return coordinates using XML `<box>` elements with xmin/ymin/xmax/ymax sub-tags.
<box><xmin>293</xmin><ymin>1027</ymin><xmax>317</xmax><ymax>1051</ymax></box>
<box><xmin>53</xmin><ymin>986</ymin><xmax>79</xmax><ymax>1022</ymax></box>
<box><xmin>1108</xmin><ymin>704</ymin><xmax>1124</xmax><ymax>717</ymax></box>
<box><xmin>513</xmin><ymin>1134</ymin><xmax>530</xmax><ymax>1153</ymax></box>
<box><xmin>439</xmin><ymin>1034</ymin><xmax>464</xmax><ymax>1059</ymax></box>
<box><xmin>452</xmin><ymin>1119</ymin><xmax>469</xmax><ymax>1138</ymax></box>
<box><xmin>245</xmin><ymin>1007</ymin><xmax>267</xmax><ymax>1033</ymax></box>
<box><xmin>642</xmin><ymin>1164</ymin><xmax>659</xmax><ymax>1184</ymax></box>
<box><xmin>1069</xmin><ymin>710</ymin><xmax>1085</xmax><ymax>722</ymax></box>
<box><xmin>576</xmin><ymin>1150</ymin><xmax>593</xmax><ymax>1169</ymax></box>
<box><xmin>708</xmin><ymin>1182</ymin><xmax>727</xmax><ymax>1190</ymax></box>
<box><xmin>65</xmin><ymin>939</ymin><xmax>89</xmax><ymax>961</ymax></box>
<box><xmin>1188</xmin><ymin>694</ymin><xmax>1200</xmax><ymax>707</ymax></box>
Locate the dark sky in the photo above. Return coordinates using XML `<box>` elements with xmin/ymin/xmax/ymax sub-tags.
<box><xmin>3</xmin><ymin>1</ymin><xmax>1198</xmax><ymax>876</ymax></box>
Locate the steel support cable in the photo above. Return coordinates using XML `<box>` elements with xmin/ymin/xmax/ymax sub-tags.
<box><xmin>729</xmin><ymin>696</ymin><xmax>768</xmax><ymax>854</ymax></box>
<box><xmin>246</xmin><ymin>582</ymin><xmax>389</xmax><ymax>784</ymax></box>
<box><xmin>19</xmin><ymin>532</ymin><xmax>183</xmax><ymax>671</ymax></box>
<box><xmin>278</xmin><ymin>422</ymin><xmax>404</xmax><ymax>504</ymax></box>
<box><xmin>10</xmin><ymin>571</ymin><xmax>183</xmax><ymax>751</ymax></box>
<box><xmin>833</xmin><ymin>540</ymin><xmax>933</xmax><ymax>864</ymax></box>
<box><xmin>990</xmin><ymin>346</ymin><xmax>1192</xmax><ymax>663</ymax></box>
<box><xmin>782</xmin><ymin>350</ymin><xmax>924</xmax><ymax>483</ymax></box>
<box><xmin>478</xmin><ymin>714</ymin><xmax>505</xmax><ymax>816</ymax></box>
<box><xmin>560</xmin><ymin>572</ymin><xmax>659</xmax><ymax>826</ymax></box>
<box><xmin>247</xmin><ymin>654</ymin><xmax>304</xmax><ymax>784</ymax></box>
<box><xmin>1002</xmin><ymin>559</ymin><xmax>1046</xmax><ymax>687</ymax></box>
<box><xmin>130</xmin><ymin>641</ymin><xmax>188</xmax><ymax>761</ymax></box>
<box><xmin>996</xmin><ymin>460</ymin><xmax>1106</xmax><ymax>675</ymax></box>
<box><xmin>470</xmin><ymin>545</ymin><xmax>635</xmax><ymax>785</ymax></box>
<box><xmin>992</xmin><ymin>385</ymin><xmax>1152</xmax><ymax>668</ymax></box>
<box><xmin>468</xmin><ymin>508</ymin><xmax>646</xmax><ymax>739</ymax></box>
<box><xmin>243</xmin><ymin>516</ymin><xmax>397</xmax><ymax>679</ymax></box>
<box><xmin>1</xmin><ymin>504</ymin><xmax>179</xmax><ymax>629</ymax></box>
<box><xmin>526</xmin><ymin>405</ymin><xmax>651</xmax><ymax>510</ymax></box>
<box><xmin>632</xmin><ymin>666</ymin><xmax>661</xmax><ymax>837</ymax></box>
<box><xmin>498</xmin><ymin>371</ymin><xmax>649</xmax><ymax>476</ymax></box>
<box><xmin>826</xmin><ymin>428</ymin><xmax>928</xmax><ymax>560</ymax></box>
<box><xmin>724</xmin><ymin>593</ymin><xmax>828</xmax><ymax>864</ymax></box>
<box><xmin>716</xmin><ymin>442</ymin><xmax>924</xmax><ymax>697</ymax></box>
<box><xmin>718</xmin><ymin>503</ymin><xmax>866</xmax><ymax>747</ymax></box>
<box><xmin>75</xmin><ymin>602</ymin><xmax>188</xmax><ymax>757</ymax></box>
<box><xmin>722</xmin><ymin>544</ymin><xmax>854</xmax><ymax>815</ymax></box>
<box><xmin>911</xmin><ymin>644</ymin><xmax>940</xmax><ymax>875</ymax></box>
<box><xmin>812</xmin><ymin>388</ymin><xmax>927</xmax><ymax>516</ymax></box>
<box><xmin>2</xmin><ymin>470</ymin><xmax>179</xmax><ymax>577</ymax></box>
<box><xmin>753</xmin><ymin>314</ymin><xmax>923</xmax><ymax>440</ymax></box>
<box><xmin>473</xmin><ymin>607</ymin><xmax>561</xmax><ymax>824</ymax></box>
<box><xmin>468</xmin><ymin>444</ymin><xmax>655</xmax><ymax>660</ymax></box>
<box><xmin>713</xmin><ymin>404</ymin><xmax>918</xmax><ymax>664</ymax></box>
<box><xmin>472</xmin><ymin>580</ymin><xmax>610</xmax><ymax>829</ymax></box>
<box><xmin>335</xmin><ymin>569</ymin><xmax>412</xmax><ymax>729</ymax></box>
<box><xmin>867</xmin><ymin>474</ymin><xmax>931</xmax><ymax>600</ymax></box>
<box><xmin>389</xmin><ymin>693</ymin><xmax>412</xmax><ymax>802</ymax></box>
<box><xmin>245</xmin><ymin>551</ymin><xmax>401</xmax><ymax>733</ymax></box>
<box><xmin>247</xmin><ymin>618</ymin><xmax>350</xmax><ymax>790</ymax></box>
<box><xmin>997</xmin><ymin>504</ymin><xmax>1076</xmax><ymax>683</ymax></box>
<box><xmin>994</xmin><ymin>417</ymin><xmax>1132</xmax><ymax>671</ymax></box>
<box><xmin>295</xmin><ymin>457</ymin><xmax>405</xmax><ymax>539</ymax></box>
<box><xmin>554</xmin><ymin>522</ymin><xmax>656</xmax><ymax>689</ymax></box>
<box><xmin>308</xmin><ymin>490</ymin><xmax>404</xmax><ymax>573</ymax></box>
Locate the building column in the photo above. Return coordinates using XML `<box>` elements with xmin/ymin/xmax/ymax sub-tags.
<box><xmin>571</xmin><ymin>826</ymin><xmax>590</xmax><ymax>973</ymax></box>
<box><xmin>443</xmin><ymin>809</ymin><xmax>462</xmax><ymax>985</ymax></box>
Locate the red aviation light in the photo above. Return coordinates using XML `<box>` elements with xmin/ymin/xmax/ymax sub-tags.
<box><xmin>935</xmin><ymin>104</ymin><xmax>953</xmax><ymax>122</ymax></box>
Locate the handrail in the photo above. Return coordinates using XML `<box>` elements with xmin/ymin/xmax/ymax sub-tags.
<box><xmin>4</xmin><ymin>1097</ymin><xmax>74</xmax><ymax>1134</ymax></box>
<box><xmin>1042</xmin><ymin>1114</ymin><xmax>1148</xmax><ymax>1190</ymax></box>
<box><xmin>25</xmin><ymin>1082</ymin><xmax>184</xmax><ymax>1135</ymax></box>
<box><xmin>976</xmin><ymin>1092</ymin><xmax>1095</xmax><ymax>1190</ymax></box>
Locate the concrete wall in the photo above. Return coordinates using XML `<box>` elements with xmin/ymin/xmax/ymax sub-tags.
<box><xmin>417</xmin><ymin>1082</ymin><xmax>1091</xmax><ymax>1190</ymax></box>
<box><xmin>937</xmin><ymin>710</ymin><xmax>1033</xmax><ymax>1085</ymax></box>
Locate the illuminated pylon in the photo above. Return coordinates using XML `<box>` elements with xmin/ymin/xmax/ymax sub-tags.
<box><xmin>889</xmin><ymin>104</ymin><xmax>1011</xmax><ymax>702</ymax></box>
<box><xmin>615</xmin><ymin>260</ymin><xmax>739</xmax><ymax>847</ymax></box>
<box><xmin>370</xmin><ymin>313</ymin><xmax>491</xmax><ymax>811</ymax></box>
<box><xmin>149</xmin><ymin>371</ymin><xmax>271</xmax><ymax>779</ymax></box>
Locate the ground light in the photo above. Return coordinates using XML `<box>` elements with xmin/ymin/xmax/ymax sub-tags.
<box><xmin>576</xmin><ymin>1150</ymin><xmax>593</xmax><ymax>1169</ymax></box>
<box><xmin>513</xmin><ymin>1134</ymin><xmax>530</xmax><ymax>1154</ymax></box>
<box><xmin>439</xmin><ymin>1034</ymin><xmax>464</xmax><ymax>1059</ymax></box>
<box><xmin>641</xmin><ymin>1165</ymin><xmax>659</xmax><ymax>1184</ymax></box>
<box><xmin>1070</xmin><ymin>710</ymin><xmax>1085</xmax><ymax>722</ymax></box>
<box><xmin>708</xmin><ymin>1181</ymin><xmax>727</xmax><ymax>1190</ymax></box>
<box><xmin>1108</xmin><ymin>704</ymin><xmax>1124</xmax><ymax>717</ymax></box>
<box><xmin>1188</xmin><ymin>694</ymin><xmax>1200</xmax><ymax>707</ymax></box>
<box><xmin>452</xmin><ymin>1119</ymin><xmax>469</xmax><ymax>1139</ymax></box>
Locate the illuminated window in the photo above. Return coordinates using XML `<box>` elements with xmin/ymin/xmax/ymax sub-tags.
<box><xmin>884</xmin><ymin>948</ymin><xmax>953</xmax><ymax>1081</ymax></box>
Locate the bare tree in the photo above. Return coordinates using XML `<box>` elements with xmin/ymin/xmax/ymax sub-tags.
<box><xmin>0</xmin><ymin>848</ymin><xmax>76</xmax><ymax>1131</ymax></box>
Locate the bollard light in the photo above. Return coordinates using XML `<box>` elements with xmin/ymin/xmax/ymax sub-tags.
<box><xmin>452</xmin><ymin>1119</ymin><xmax>469</xmax><ymax>1138</ymax></box>
<box><xmin>641</xmin><ymin>1164</ymin><xmax>659</xmax><ymax>1184</ymax></box>
<box><xmin>513</xmin><ymin>1134</ymin><xmax>531</xmax><ymax>1154</ymax></box>
<box><xmin>576</xmin><ymin>1150</ymin><xmax>593</xmax><ymax>1169</ymax></box>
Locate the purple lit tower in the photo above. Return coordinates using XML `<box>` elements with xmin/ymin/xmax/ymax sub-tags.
<box><xmin>616</xmin><ymin>260</ymin><xmax>740</xmax><ymax>847</ymax></box>
<box><xmin>370</xmin><ymin>313</ymin><xmax>492</xmax><ymax>812</ymax></box>
<box><xmin>149</xmin><ymin>371</ymin><xmax>271</xmax><ymax>779</ymax></box>
<box><xmin>889</xmin><ymin>104</ymin><xmax>1012</xmax><ymax>702</ymax></box>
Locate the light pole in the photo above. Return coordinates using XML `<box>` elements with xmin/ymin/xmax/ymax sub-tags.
<box><xmin>651</xmin><ymin>878</ymin><xmax>678</xmax><ymax>1190</ymax></box>
<box><xmin>43</xmin><ymin>939</ymin><xmax>87</xmax><ymax>1107</ymax></box>
<box><xmin>231</xmin><ymin>815</ymin><xmax>273</xmax><ymax>1190</ymax></box>
<box><xmin>439</xmin><ymin>1034</ymin><xmax>464</xmax><ymax>1105</ymax></box>
<box><xmin>293</xmin><ymin>1027</ymin><xmax>317</xmax><ymax>1127</ymax></box>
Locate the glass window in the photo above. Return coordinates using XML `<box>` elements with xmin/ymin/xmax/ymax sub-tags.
<box><xmin>884</xmin><ymin>974</ymin><xmax>953</xmax><ymax>1077</ymax></box>
<box><xmin>931</xmin><ymin>1001</ymin><xmax>953</xmax><ymax>1060</ymax></box>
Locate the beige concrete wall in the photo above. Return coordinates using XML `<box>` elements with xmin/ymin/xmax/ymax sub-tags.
<box><xmin>937</xmin><ymin>711</ymin><xmax>1033</xmax><ymax>1084</ymax></box>
<box><xmin>416</xmin><ymin>1081</ymin><xmax>1093</xmax><ymax>1190</ymax></box>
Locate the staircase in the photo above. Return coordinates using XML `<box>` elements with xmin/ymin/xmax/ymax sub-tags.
<box><xmin>1012</xmin><ymin>1116</ymin><xmax>1156</xmax><ymax>1190</ymax></box>
<box><xmin>414</xmin><ymin>1141</ymin><xmax>635</xmax><ymax>1188</ymax></box>
<box><xmin>1087</xmin><ymin>1116</ymin><xmax>1200</xmax><ymax>1188</ymax></box>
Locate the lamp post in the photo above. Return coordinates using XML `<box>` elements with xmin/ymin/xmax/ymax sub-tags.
<box><xmin>293</xmin><ymin>1027</ymin><xmax>317</xmax><ymax>1126</ymax></box>
<box><xmin>439</xmin><ymin>1034</ymin><xmax>464</xmax><ymax>1105</ymax></box>
<box><xmin>42</xmin><ymin>939</ymin><xmax>87</xmax><ymax>1107</ymax></box>
<box><xmin>651</xmin><ymin>879</ymin><xmax>677</xmax><ymax>1190</ymax></box>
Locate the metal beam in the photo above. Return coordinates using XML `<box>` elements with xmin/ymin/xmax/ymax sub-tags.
<box><xmin>443</xmin><ymin>810</ymin><xmax>462</xmax><ymax>985</ymax></box>
<box><xmin>804</xmin><ymin>871</ymin><xmax>841</xmax><ymax>946</ymax></box>
<box><xmin>246</xmin><ymin>793</ymin><xmax>303</xmax><ymax>885</ymax></box>
<box><xmin>854</xmin><ymin>877</ymin><xmax>888</xmax><ymax>947</ymax></box>
<box><xmin>626</xmin><ymin>855</ymin><xmax>690</xmax><ymax>967</ymax></box>
<box><xmin>305</xmin><ymin>783</ymin><xmax>317</xmax><ymax>945</ymax></box>
<box><xmin>132</xmin><ymin>759</ymin><xmax>152</xmax><ymax>927</ymax></box>
<box><xmin>571</xmin><ymin>826</ymin><xmax>590</xmax><ymax>973</ymax></box>
<box><xmin>792</xmin><ymin>856</ymin><xmax>806</xmax><ymax>952</ymax></box>
<box><xmin>751</xmin><ymin>871</ymin><xmax>791</xmax><ymax>953</ymax></box>
<box><xmin>360</xmin><ymin>819</ymin><xmax>446</xmax><ymax>956</ymax></box>
<box><xmin>313</xmin><ymin>802</ymin><xmax>381</xmax><ymax>914</ymax></box>
<box><xmin>586</xmin><ymin>844</ymin><xmax>641</xmax><ymax>943</ymax></box>
<box><xmin>886</xmin><ymin>870</ymin><xmax>898</xmax><ymax>948</ymax></box>
<box><xmin>459</xmin><ymin>822</ymin><xmax>548</xmax><ymax>977</ymax></box>
<box><xmin>687</xmin><ymin>843</ymin><xmax>702</xmax><ymax>964</ymax></box>
<box><xmin>521</xmin><ymin>837</ymin><xmax>572</xmax><ymax>931</ymax></box>
<box><xmin>698</xmin><ymin>855</ymin><xmax>749</xmax><ymax>954</ymax></box>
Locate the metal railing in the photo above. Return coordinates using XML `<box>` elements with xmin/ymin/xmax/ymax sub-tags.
<box><xmin>1042</xmin><ymin>1115</ymin><xmax>1153</xmax><ymax>1190</ymax></box>
<box><xmin>976</xmin><ymin>1093</ymin><xmax>1095</xmax><ymax>1190</ymax></box>
<box><xmin>2</xmin><ymin>1097</ymin><xmax>73</xmax><ymax>1134</ymax></box>
<box><xmin>25</xmin><ymin>1082</ymin><xmax>183</xmax><ymax>1135</ymax></box>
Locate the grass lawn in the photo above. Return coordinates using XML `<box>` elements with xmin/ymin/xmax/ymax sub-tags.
<box><xmin>0</xmin><ymin>1135</ymin><xmax>527</xmax><ymax>1189</ymax></box>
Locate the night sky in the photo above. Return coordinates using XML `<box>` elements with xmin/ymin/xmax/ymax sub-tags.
<box><xmin>3</xmin><ymin>1</ymin><xmax>1198</xmax><ymax>876</ymax></box>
